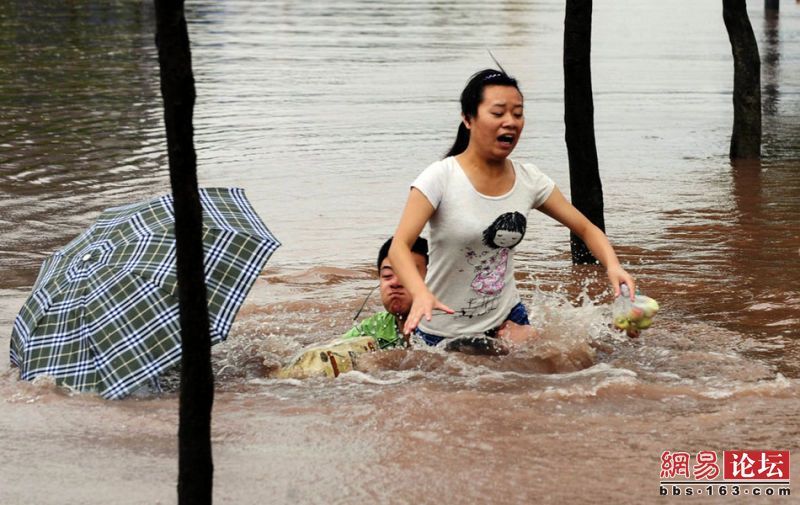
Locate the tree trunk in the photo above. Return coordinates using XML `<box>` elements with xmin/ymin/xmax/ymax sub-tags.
<box><xmin>154</xmin><ymin>1</ymin><xmax>214</xmax><ymax>504</ymax></box>
<box><xmin>564</xmin><ymin>0</ymin><xmax>604</xmax><ymax>265</ymax></box>
<box><xmin>765</xmin><ymin>0</ymin><xmax>779</xmax><ymax>11</ymax></box>
<box><xmin>723</xmin><ymin>0</ymin><xmax>762</xmax><ymax>160</ymax></box>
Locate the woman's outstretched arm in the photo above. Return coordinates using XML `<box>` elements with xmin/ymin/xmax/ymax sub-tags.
<box><xmin>537</xmin><ymin>187</ymin><xmax>636</xmax><ymax>299</ymax></box>
<box><xmin>389</xmin><ymin>188</ymin><xmax>453</xmax><ymax>334</ymax></box>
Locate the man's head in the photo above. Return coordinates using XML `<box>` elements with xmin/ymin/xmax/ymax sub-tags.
<box><xmin>377</xmin><ymin>237</ymin><xmax>428</xmax><ymax>317</ymax></box>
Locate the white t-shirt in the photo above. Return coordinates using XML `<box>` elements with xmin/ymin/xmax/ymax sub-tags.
<box><xmin>412</xmin><ymin>156</ymin><xmax>555</xmax><ymax>337</ymax></box>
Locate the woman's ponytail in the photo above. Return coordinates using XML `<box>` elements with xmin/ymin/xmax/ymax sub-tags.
<box><xmin>444</xmin><ymin>122</ymin><xmax>470</xmax><ymax>158</ymax></box>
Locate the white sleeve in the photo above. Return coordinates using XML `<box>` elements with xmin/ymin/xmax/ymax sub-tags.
<box><xmin>521</xmin><ymin>162</ymin><xmax>556</xmax><ymax>209</ymax></box>
<box><xmin>411</xmin><ymin>160</ymin><xmax>447</xmax><ymax>210</ymax></box>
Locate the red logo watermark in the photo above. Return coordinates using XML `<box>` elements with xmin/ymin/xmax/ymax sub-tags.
<box><xmin>723</xmin><ymin>450</ymin><xmax>789</xmax><ymax>480</ymax></box>
<box><xmin>660</xmin><ymin>450</ymin><xmax>791</xmax><ymax>497</ymax></box>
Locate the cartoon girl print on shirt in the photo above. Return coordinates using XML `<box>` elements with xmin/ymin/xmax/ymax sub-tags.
<box><xmin>467</xmin><ymin>211</ymin><xmax>527</xmax><ymax>297</ymax></box>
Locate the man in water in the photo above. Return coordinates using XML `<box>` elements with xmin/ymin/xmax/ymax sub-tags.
<box><xmin>343</xmin><ymin>236</ymin><xmax>530</xmax><ymax>354</ymax></box>
<box><xmin>278</xmin><ymin>235</ymin><xmax>527</xmax><ymax>381</ymax></box>
<box><xmin>342</xmin><ymin>237</ymin><xmax>428</xmax><ymax>348</ymax></box>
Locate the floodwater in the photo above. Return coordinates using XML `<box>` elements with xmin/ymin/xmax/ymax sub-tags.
<box><xmin>1</xmin><ymin>0</ymin><xmax>799</xmax><ymax>503</ymax></box>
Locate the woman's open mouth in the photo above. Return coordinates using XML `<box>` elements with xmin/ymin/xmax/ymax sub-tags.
<box><xmin>497</xmin><ymin>133</ymin><xmax>515</xmax><ymax>147</ymax></box>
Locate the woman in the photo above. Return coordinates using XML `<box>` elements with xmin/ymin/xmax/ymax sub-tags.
<box><xmin>389</xmin><ymin>69</ymin><xmax>635</xmax><ymax>345</ymax></box>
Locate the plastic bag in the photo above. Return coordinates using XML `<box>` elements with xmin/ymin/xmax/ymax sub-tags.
<box><xmin>612</xmin><ymin>284</ymin><xmax>659</xmax><ymax>338</ymax></box>
<box><xmin>276</xmin><ymin>336</ymin><xmax>378</xmax><ymax>379</ymax></box>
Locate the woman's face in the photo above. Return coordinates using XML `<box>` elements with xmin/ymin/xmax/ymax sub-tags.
<box><xmin>465</xmin><ymin>85</ymin><xmax>524</xmax><ymax>160</ymax></box>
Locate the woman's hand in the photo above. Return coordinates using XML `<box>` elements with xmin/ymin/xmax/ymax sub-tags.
<box><xmin>606</xmin><ymin>264</ymin><xmax>635</xmax><ymax>300</ymax></box>
<box><xmin>403</xmin><ymin>290</ymin><xmax>453</xmax><ymax>335</ymax></box>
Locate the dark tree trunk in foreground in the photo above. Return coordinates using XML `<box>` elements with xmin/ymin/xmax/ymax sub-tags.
<box><xmin>765</xmin><ymin>0</ymin><xmax>779</xmax><ymax>11</ymax></box>
<box><xmin>723</xmin><ymin>0</ymin><xmax>762</xmax><ymax>160</ymax></box>
<box><xmin>154</xmin><ymin>1</ymin><xmax>214</xmax><ymax>504</ymax></box>
<box><xmin>564</xmin><ymin>0</ymin><xmax>604</xmax><ymax>265</ymax></box>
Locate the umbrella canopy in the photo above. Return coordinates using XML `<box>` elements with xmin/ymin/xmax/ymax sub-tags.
<box><xmin>10</xmin><ymin>187</ymin><xmax>279</xmax><ymax>399</ymax></box>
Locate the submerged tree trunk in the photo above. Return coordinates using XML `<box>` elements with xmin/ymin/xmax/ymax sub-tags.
<box><xmin>154</xmin><ymin>1</ymin><xmax>214</xmax><ymax>504</ymax></box>
<box><xmin>564</xmin><ymin>0</ymin><xmax>604</xmax><ymax>265</ymax></box>
<box><xmin>723</xmin><ymin>0</ymin><xmax>762</xmax><ymax>159</ymax></box>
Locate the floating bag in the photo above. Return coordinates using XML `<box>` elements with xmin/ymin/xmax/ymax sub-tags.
<box><xmin>612</xmin><ymin>285</ymin><xmax>660</xmax><ymax>338</ymax></box>
<box><xmin>277</xmin><ymin>336</ymin><xmax>378</xmax><ymax>379</ymax></box>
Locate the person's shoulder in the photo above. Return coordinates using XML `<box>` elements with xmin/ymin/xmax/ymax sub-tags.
<box><xmin>365</xmin><ymin>311</ymin><xmax>396</xmax><ymax>324</ymax></box>
<box><xmin>420</xmin><ymin>156</ymin><xmax>457</xmax><ymax>176</ymax></box>
<box><xmin>514</xmin><ymin>160</ymin><xmax>555</xmax><ymax>185</ymax></box>
<box><xmin>512</xmin><ymin>159</ymin><xmax>556</xmax><ymax>207</ymax></box>
<box><xmin>360</xmin><ymin>311</ymin><xmax>398</xmax><ymax>332</ymax></box>
<box><xmin>343</xmin><ymin>311</ymin><xmax>395</xmax><ymax>338</ymax></box>
<box><xmin>513</xmin><ymin>159</ymin><xmax>549</xmax><ymax>178</ymax></box>
<box><xmin>413</xmin><ymin>157</ymin><xmax>458</xmax><ymax>201</ymax></box>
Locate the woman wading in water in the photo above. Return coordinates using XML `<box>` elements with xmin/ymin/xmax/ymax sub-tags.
<box><xmin>389</xmin><ymin>69</ymin><xmax>636</xmax><ymax>349</ymax></box>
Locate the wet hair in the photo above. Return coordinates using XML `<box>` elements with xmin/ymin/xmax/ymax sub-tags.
<box><xmin>482</xmin><ymin>211</ymin><xmax>527</xmax><ymax>249</ymax></box>
<box><xmin>378</xmin><ymin>236</ymin><xmax>429</xmax><ymax>271</ymax></box>
<box><xmin>445</xmin><ymin>68</ymin><xmax>522</xmax><ymax>158</ymax></box>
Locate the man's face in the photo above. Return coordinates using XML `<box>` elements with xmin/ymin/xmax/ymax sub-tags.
<box><xmin>379</xmin><ymin>252</ymin><xmax>427</xmax><ymax>317</ymax></box>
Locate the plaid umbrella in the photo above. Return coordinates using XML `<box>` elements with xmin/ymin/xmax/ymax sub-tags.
<box><xmin>10</xmin><ymin>187</ymin><xmax>279</xmax><ymax>399</ymax></box>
